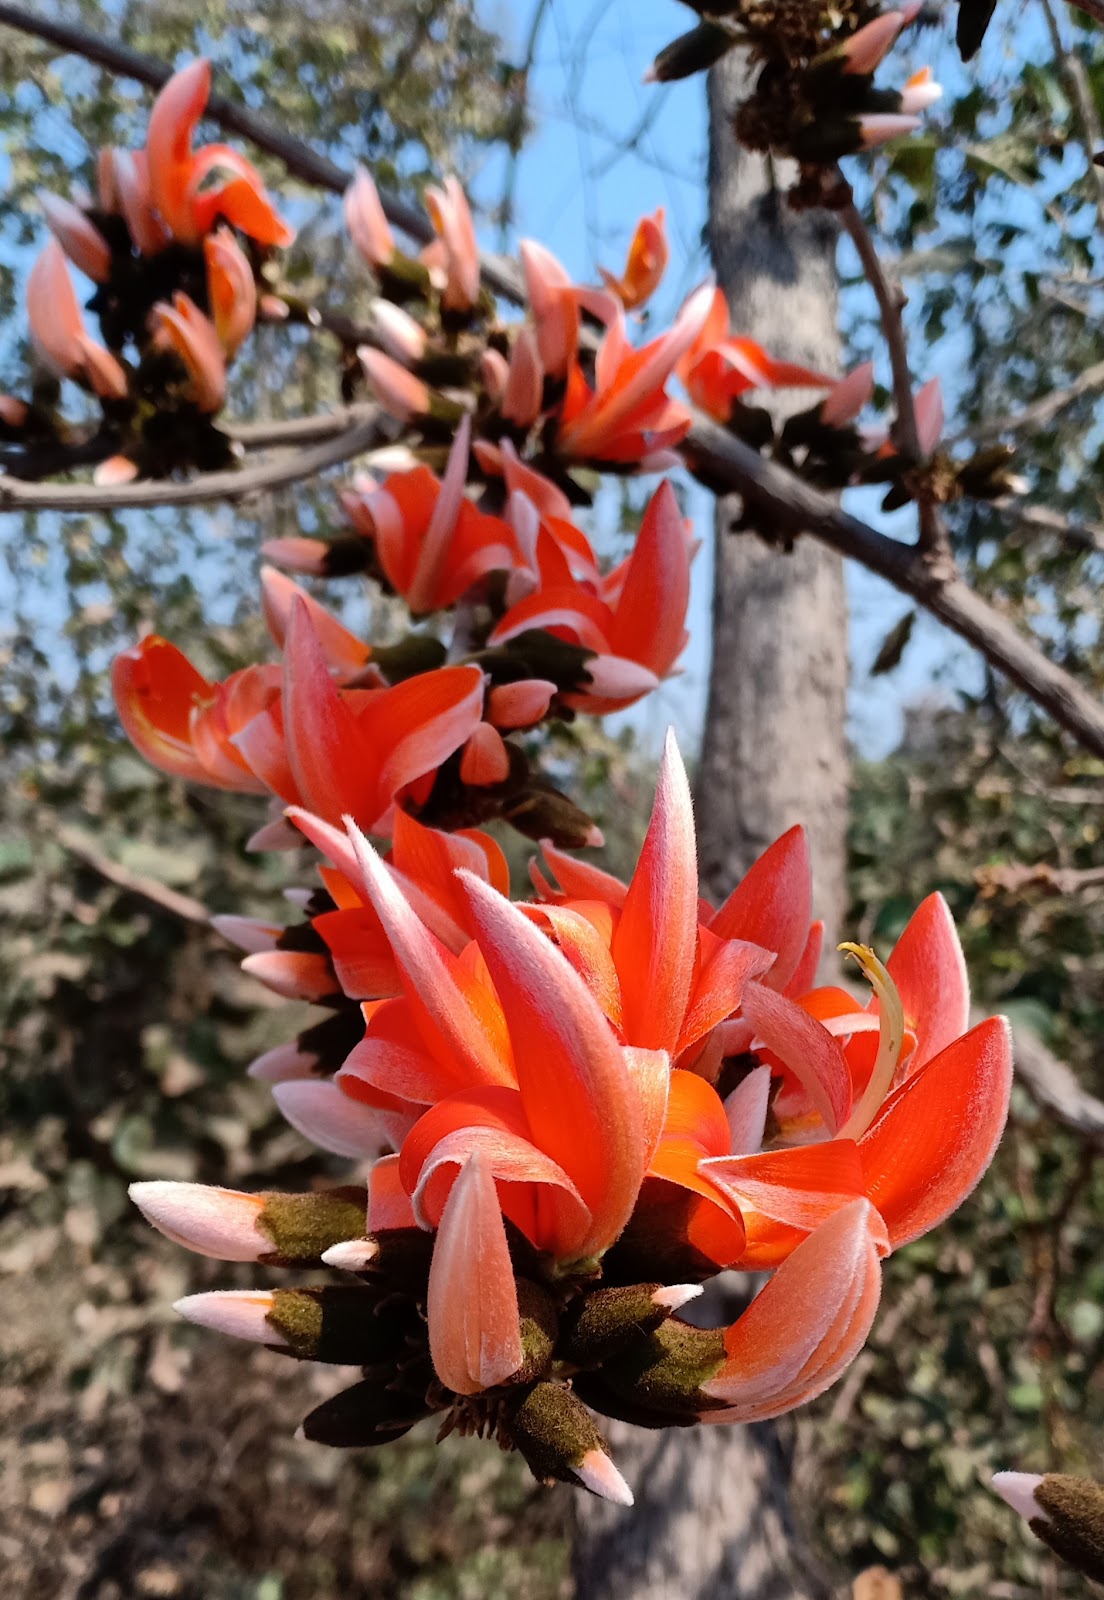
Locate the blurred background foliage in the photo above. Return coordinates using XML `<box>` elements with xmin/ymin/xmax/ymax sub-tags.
<box><xmin>3</xmin><ymin>2</ymin><xmax>1104</xmax><ymax>1597</ymax></box>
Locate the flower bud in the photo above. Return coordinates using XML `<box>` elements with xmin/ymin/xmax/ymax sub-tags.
<box><xmin>646</xmin><ymin>22</ymin><xmax>732</xmax><ymax>84</ymax></box>
<box><xmin>587</xmin><ymin>1316</ymin><xmax>727</xmax><ymax>1419</ymax></box>
<box><xmin>130</xmin><ymin>1181</ymin><xmax>368</xmax><ymax>1266</ymax></box>
<box><xmin>265</xmin><ymin>1285</ymin><xmax>424</xmax><ymax>1365</ymax></box>
<box><xmin>993</xmin><ymin>1472</ymin><xmax>1104</xmax><ymax>1584</ymax></box>
<box><xmin>506</xmin><ymin>1381</ymin><xmax>633</xmax><ymax>1504</ymax></box>
<box><xmin>301</xmin><ymin>1373</ymin><xmax>431</xmax><ymax>1447</ymax></box>
<box><xmin>560</xmin><ymin>1282</ymin><xmax>703</xmax><ymax>1369</ymax></box>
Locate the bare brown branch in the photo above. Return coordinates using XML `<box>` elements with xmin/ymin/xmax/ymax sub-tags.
<box><xmin>58</xmin><ymin>826</ymin><xmax>209</xmax><ymax>926</ymax></box>
<box><xmin>685</xmin><ymin>410</ymin><xmax>1104</xmax><ymax>757</ymax></box>
<box><xmin>0</xmin><ymin>414</ymin><xmax>383</xmax><ymax>512</ymax></box>
<box><xmin>838</xmin><ymin>190</ymin><xmax>947</xmax><ymax>554</ymax></box>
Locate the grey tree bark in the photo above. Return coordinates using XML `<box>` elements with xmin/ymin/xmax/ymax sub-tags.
<box><xmin>572</xmin><ymin>51</ymin><xmax>850</xmax><ymax>1600</ymax></box>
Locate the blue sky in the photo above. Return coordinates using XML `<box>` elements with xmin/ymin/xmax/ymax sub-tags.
<box><xmin>473</xmin><ymin>0</ymin><xmax>984</xmax><ymax>759</ymax></box>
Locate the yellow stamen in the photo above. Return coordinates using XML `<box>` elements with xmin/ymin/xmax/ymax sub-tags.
<box><xmin>837</xmin><ymin>942</ymin><xmax>905</xmax><ymax>1142</ymax></box>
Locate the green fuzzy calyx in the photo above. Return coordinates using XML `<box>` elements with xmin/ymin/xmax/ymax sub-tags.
<box><xmin>256</xmin><ymin>1188</ymin><xmax>368</xmax><ymax>1266</ymax></box>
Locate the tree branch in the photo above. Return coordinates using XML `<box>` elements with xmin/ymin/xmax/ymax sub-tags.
<box><xmin>0</xmin><ymin>1</ymin><xmax>527</xmax><ymax>304</ymax></box>
<box><xmin>58</xmin><ymin>825</ymin><xmax>209</xmax><ymax>926</ymax></box>
<box><xmin>1002</xmin><ymin>499</ymin><xmax>1104</xmax><ymax>554</ymax></box>
<box><xmin>7</xmin><ymin>0</ymin><xmax>1104</xmax><ymax>759</ymax></box>
<box><xmin>838</xmin><ymin>189</ymin><xmax>947</xmax><ymax>555</ymax></box>
<box><xmin>1040</xmin><ymin>0</ymin><xmax>1104</xmax><ymax>232</ymax></box>
<box><xmin>0</xmin><ymin>414</ymin><xmax>382</xmax><ymax>511</ymax></box>
<box><xmin>949</xmin><ymin>358</ymin><xmax>1104</xmax><ymax>445</ymax></box>
<box><xmin>685</xmin><ymin>410</ymin><xmax>1104</xmax><ymax>757</ymax></box>
<box><xmin>1006</xmin><ymin>1020</ymin><xmax>1104</xmax><ymax>1144</ymax></box>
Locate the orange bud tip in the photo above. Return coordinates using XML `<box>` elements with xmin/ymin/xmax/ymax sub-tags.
<box><xmin>583</xmin><ymin>824</ymin><xmax>605</xmax><ymax>848</ymax></box>
<box><xmin>320</xmin><ymin>1238</ymin><xmax>381</xmax><ymax>1270</ymax></box>
<box><xmin>575</xmin><ymin>1448</ymin><xmax>634</xmax><ymax>1506</ymax></box>
<box><xmin>992</xmin><ymin>1472</ymin><xmax>1046</xmax><ymax>1524</ymax></box>
<box><xmin>641</xmin><ymin>65</ymin><xmax>658</xmax><ymax>84</ymax></box>
<box><xmin>210</xmin><ymin>914</ymin><xmax>281</xmax><ymax>953</ymax></box>
<box><xmin>173</xmin><ymin>1290</ymin><xmax>284</xmax><ymax>1345</ymax></box>
<box><xmin>651</xmin><ymin>1284</ymin><xmax>703</xmax><ymax>1311</ymax></box>
<box><xmin>247</xmin><ymin>1042</ymin><xmax>318</xmax><ymax>1082</ymax></box>
<box><xmin>130</xmin><ymin>1180</ymin><xmax>268</xmax><ymax>1261</ymax></box>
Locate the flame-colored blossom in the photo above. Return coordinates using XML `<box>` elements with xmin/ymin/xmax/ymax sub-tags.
<box><xmin>204</xmin><ymin>228</ymin><xmax>257</xmax><ymax>354</ymax></box>
<box><xmin>145</xmin><ymin>58</ymin><xmax>294</xmax><ymax>247</ymax></box>
<box><xmin>598</xmin><ymin>207</ymin><xmax>668</xmax><ymax>310</ymax></box>
<box><xmin>676</xmin><ymin>286</ymin><xmax>832</xmax><ymax>424</ymax></box>
<box><xmin>112</xmin><ymin>599</ymin><xmax>485</xmax><ymax>835</ymax></box>
<box><xmin>150</xmin><ymin>292</ymin><xmax>227</xmax><ymax>412</ymax></box>
<box><xmin>487</xmin><ymin>479</ymin><xmax>694</xmax><ymax>712</ymax></box>
<box><xmin>26</xmin><ymin>240</ymin><xmax>128</xmax><ymax>400</ymax></box>
<box><xmin>137</xmin><ymin>734</ymin><xmax>1010</xmax><ymax>1488</ymax></box>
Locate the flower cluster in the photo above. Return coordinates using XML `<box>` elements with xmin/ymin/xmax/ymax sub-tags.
<box><xmin>131</xmin><ymin>736</ymin><xmax>1012</xmax><ymax>1501</ymax></box>
<box><xmin>649</xmin><ymin>3</ymin><xmax>942</xmax><ymax>167</ymax></box>
<box><xmin>15</xmin><ymin>59</ymin><xmax>284</xmax><ymax>477</ymax></box>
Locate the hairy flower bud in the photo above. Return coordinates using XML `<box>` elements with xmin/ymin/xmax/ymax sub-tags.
<box><xmin>506</xmin><ymin>1381</ymin><xmax>633</xmax><ymax>1504</ymax></box>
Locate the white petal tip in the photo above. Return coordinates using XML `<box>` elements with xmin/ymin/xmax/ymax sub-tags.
<box><xmin>651</xmin><ymin>1283</ymin><xmax>704</xmax><ymax>1311</ymax></box>
<box><xmin>992</xmin><ymin>1472</ymin><xmax>1046</xmax><ymax>1524</ymax></box>
<box><xmin>172</xmin><ymin>1291</ymin><xmax>283</xmax><ymax>1345</ymax></box>
<box><xmin>321</xmin><ymin>1238</ymin><xmax>381</xmax><ymax>1270</ymax></box>
<box><xmin>210</xmin><ymin>914</ymin><xmax>280</xmax><ymax>953</ymax></box>
<box><xmin>576</xmin><ymin>1448</ymin><xmax>634</xmax><ymax>1506</ymax></box>
<box><xmin>129</xmin><ymin>1181</ymin><xmax>266</xmax><ymax>1261</ymax></box>
<box><xmin>246</xmin><ymin>1042</ymin><xmax>318</xmax><ymax>1083</ymax></box>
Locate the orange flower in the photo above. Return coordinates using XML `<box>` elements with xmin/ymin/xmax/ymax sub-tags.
<box><xmin>145</xmin><ymin>59</ymin><xmax>294</xmax><ymax>248</ymax></box>
<box><xmin>487</xmin><ymin>480</ymin><xmax>693</xmax><ymax>712</ymax></box>
<box><xmin>132</xmin><ymin>733</ymin><xmax>1011</xmax><ymax>1489</ymax></box>
<box><xmin>555</xmin><ymin>282</ymin><xmax>713</xmax><ymax>464</ymax></box>
<box><xmin>112</xmin><ymin>600</ymin><xmax>485</xmax><ymax>835</ymax></box>
<box><xmin>26</xmin><ymin>240</ymin><xmax>127</xmax><ymax>401</ymax></box>
<box><xmin>676</xmin><ymin>286</ymin><xmax>832</xmax><ymax>423</ymax></box>
<box><xmin>599</xmin><ymin>207</ymin><xmax>668</xmax><ymax>310</ymax></box>
<box><xmin>150</xmin><ymin>292</ymin><xmax>227</xmax><ymax>412</ymax></box>
<box><xmin>204</xmin><ymin>228</ymin><xmax>257</xmax><ymax>354</ymax></box>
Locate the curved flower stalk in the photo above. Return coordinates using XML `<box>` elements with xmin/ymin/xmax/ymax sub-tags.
<box><xmin>133</xmin><ymin>732</ymin><xmax>1012</xmax><ymax>1498</ymax></box>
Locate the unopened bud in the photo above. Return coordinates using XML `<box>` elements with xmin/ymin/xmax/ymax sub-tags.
<box><xmin>265</xmin><ymin>1285</ymin><xmax>424</xmax><ymax>1365</ymax></box>
<box><xmin>592</xmin><ymin>1316</ymin><xmax>727</xmax><ymax>1418</ymax></box>
<box><xmin>993</xmin><ymin>1472</ymin><xmax>1104</xmax><ymax>1584</ymax></box>
<box><xmin>300</xmin><ymin>1373</ymin><xmax>432</xmax><ymax>1447</ymax></box>
<box><xmin>560</xmin><ymin>1283</ymin><xmax>703</xmax><ymax>1369</ymax></box>
<box><xmin>513</xmin><ymin>1279</ymin><xmax>559</xmax><ymax>1385</ymax></box>
<box><xmin>131</xmin><ymin>1181</ymin><xmax>369</xmax><ymax>1266</ymax></box>
<box><xmin>506</xmin><ymin>1381</ymin><xmax>632</xmax><ymax>1504</ymax></box>
<box><xmin>647</xmin><ymin>22</ymin><xmax>732</xmax><ymax>83</ymax></box>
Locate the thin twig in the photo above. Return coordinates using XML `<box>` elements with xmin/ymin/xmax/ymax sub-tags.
<box><xmin>1001</xmin><ymin>1016</ymin><xmax>1104</xmax><ymax>1144</ymax></box>
<box><xmin>949</xmin><ymin>358</ymin><xmax>1104</xmax><ymax>445</ymax></box>
<box><xmin>1040</xmin><ymin>0</ymin><xmax>1104</xmax><ymax>232</ymax></box>
<box><xmin>225</xmin><ymin>402</ymin><xmax>383</xmax><ymax>449</ymax></box>
<box><xmin>0</xmin><ymin>1</ymin><xmax>527</xmax><ymax>304</ymax></box>
<box><xmin>685</xmin><ymin>409</ymin><xmax>1104</xmax><ymax>758</ymax></box>
<box><xmin>58</xmin><ymin>825</ymin><xmax>210</xmax><ymax>925</ymax></box>
<box><xmin>976</xmin><ymin>859</ymin><xmax>1104</xmax><ymax>895</ymax></box>
<box><xmin>1002</xmin><ymin>499</ymin><xmax>1104</xmax><ymax>554</ymax></box>
<box><xmin>0</xmin><ymin>415</ymin><xmax>382</xmax><ymax>511</ymax></box>
<box><xmin>838</xmin><ymin>187</ymin><xmax>947</xmax><ymax>554</ymax></box>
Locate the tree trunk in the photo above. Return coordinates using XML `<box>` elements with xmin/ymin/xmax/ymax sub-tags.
<box><xmin>572</xmin><ymin>52</ymin><xmax>850</xmax><ymax>1600</ymax></box>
